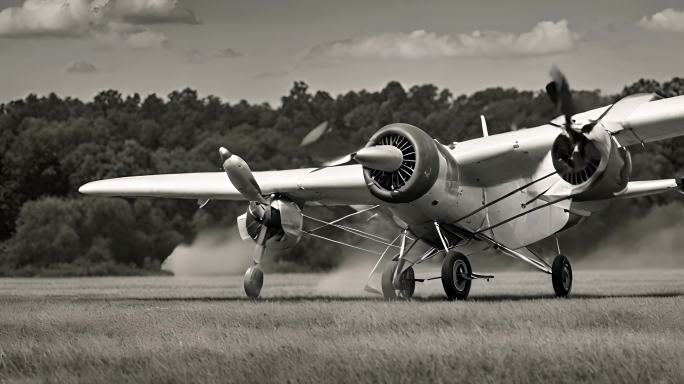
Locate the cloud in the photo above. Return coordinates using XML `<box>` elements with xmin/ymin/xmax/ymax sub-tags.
<box><xmin>105</xmin><ymin>0</ymin><xmax>199</xmax><ymax>24</ymax></box>
<box><xmin>215</xmin><ymin>48</ymin><xmax>243</xmax><ymax>59</ymax></box>
<box><xmin>308</xmin><ymin>20</ymin><xmax>578</xmax><ymax>60</ymax></box>
<box><xmin>93</xmin><ymin>21</ymin><xmax>168</xmax><ymax>48</ymax></box>
<box><xmin>0</xmin><ymin>0</ymin><xmax>94</xmax><ymax>37</ymax></box>
<box><xmin>639</xmin><ymin>8</ymin><xmax>684</xmax><ymax>33</ymax></box>
<box><xmin>121</xmin><ymin>28</ymin><xmax>167</xmax><ymax>48</ymax></box>
<box><xmin>183</xmin><ymin>48</ymin><xmax>205</xmax><ymax>63</ymax></box>
<box><xmin>65</xmin><ymin>60</ymin><xmax>98</xmax><ymax>73</ymax></box>
<box><xmin>183</xmin><ymin>48</ymin><xmax>243</xmax><ymax>64</ymax></box>
<box><xmin>0</xmin><ymin>0</ymin><xmax>194</xmax><ymax>46</ymax></box>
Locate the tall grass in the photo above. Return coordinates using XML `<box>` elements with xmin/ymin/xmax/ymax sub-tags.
<box><xmin>0</xmin><ymin>271</ymin><xmax>682</xmax><ymax>383</ymax></box>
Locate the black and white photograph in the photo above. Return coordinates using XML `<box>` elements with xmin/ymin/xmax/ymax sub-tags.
<box><xmin>0</xmin><ymin>0</ymin><xmax>683</xmax><ymax>383</ymax></box>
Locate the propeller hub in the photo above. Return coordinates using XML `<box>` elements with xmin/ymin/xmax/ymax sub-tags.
<box><xmin>354</xmin><ymin>145</ymin><xmax>404</xmax><ymax>172</ymax></box>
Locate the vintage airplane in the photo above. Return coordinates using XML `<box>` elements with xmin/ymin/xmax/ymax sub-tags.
<box><xmin>79</xmin><ymin>68</ymin><xmax>684</xmax><ymax>300</ymax></box>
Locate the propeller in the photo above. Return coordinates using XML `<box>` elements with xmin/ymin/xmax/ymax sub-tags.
<box><xmin>545</xmin><ymin>67</ymin><xmax>620</xmax><ymax>188</ymax></box>
<box><xmin>299</xmin><ymin>121</ymin><xmax>405</xmax><ymax>172</ymax></box>
<box><xmin>219</xmin><ymin>147</ymin><xmax>272</xmax><ymax>265</ymax></box>
<box><xmin>545</xmin><ymin>67</ymin><xmax>597</xmax><ymax>174</ymax></box>
<box><xmin>219</xmin><ymin>147</ymin><xmax>268</xmax><ymax>205</ymax></box>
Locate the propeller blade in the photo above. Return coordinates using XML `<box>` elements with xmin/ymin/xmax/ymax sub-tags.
<box><xmin>546</xmin><ymin>66</ymin><xmax>587</xmax><ymax>150</ymax></box>
<box><xmin>322</xmin><ymin>153</ymin><xmax>355</xmax><ymax>167</ymax></box>
<box><xmin>547</xmin><ymin>66</ymin><xmax>576</xmax><ymax>131</ymax></box>
<box><xmin>219</xmin><ymin>147</ymin><xmax>268</xmax><ymax>205</ymax></box>
<box><xmin>299</xmin><ymin>121</ymin><xmax>330</xmax><ymax>147</ymax></box>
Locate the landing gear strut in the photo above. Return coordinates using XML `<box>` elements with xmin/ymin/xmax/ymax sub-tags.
<box><xmin>381</xmin><ymin>262</ymin><xmax>415</xmax><ymax>300</ymax></box>
<box><xmin>243</xmin><ymin>213</ymin><xmax>270</xmax><ymax>299</ymax></box>
<box><xmin>441</xmin><ymin>252</ymin><xmax>472</xmax><ymax>300</ymax></box>
<box><xmin>551</xmin><ymin>254</ymin><xmax>572</xmax><ymax>298</ymax></box>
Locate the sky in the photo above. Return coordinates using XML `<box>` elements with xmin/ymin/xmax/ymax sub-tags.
<box><xmin>0</xmin><ymin>0</ymin><xmax>683</xmax><ymax>105</ymax></box>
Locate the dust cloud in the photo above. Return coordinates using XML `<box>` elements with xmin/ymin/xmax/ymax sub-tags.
<box><xmin>161</xmin><ymin>202</ymin><xmax>683</xmax><ymax>279</ymax></box>
<box><xmin>577</xmin><ymin>202</ymin><xmax>684</xmax><ymax>269</ymax></box>
<box><xmin>161</xmin><ymin>227</ymin><xmax>253</xmax><ymax>276</ymax></box>
<box><xmin>314</xmin><ymin>251</ymin><xmax>377</xmax><ymax>296</ymax></box>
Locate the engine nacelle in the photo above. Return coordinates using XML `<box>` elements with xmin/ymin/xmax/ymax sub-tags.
<box><xmin>237</xmin><ymin>198</ymin><xmax>303</xmax><ymax>249</ymax></box>
<box><xmin>362</xmin><ymin>124</ymin><xmax>442</xmax><ymax>203</ymax></box>
<box><xmin>551</xmin><ymin>128</ymin><xmax>631</xmax><ymax>200</ymax></box>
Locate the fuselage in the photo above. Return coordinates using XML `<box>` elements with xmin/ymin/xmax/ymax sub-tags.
<box><xmin>384</xmin><ymin>123</ymin><xmax>610</xmax><ymax>250</ymax></box>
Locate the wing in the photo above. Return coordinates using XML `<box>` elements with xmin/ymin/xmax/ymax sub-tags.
<box><xmin>79</xmin><ymin>164</ymin><xmax>378</xmax><ymax>206</ymax></box>
<box><xmin>613</xmin><ymin>178</ymin><xmax>683</xmax><ymax>200</ymax></box>
<box><xmin>559</xmin><ymin>94</ymin><xmax>684</xmax><ymax>146</ymax></box>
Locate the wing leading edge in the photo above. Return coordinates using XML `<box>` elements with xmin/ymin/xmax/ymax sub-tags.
<box><xmin>79</xmin><ymin>164</ymin><xmax>378</xmax><ymax>206</ymax></box>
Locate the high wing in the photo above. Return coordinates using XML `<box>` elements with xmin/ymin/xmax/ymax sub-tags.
<box><xmin>453</xmin><ymin>94</ymin><xmax>684</xmax><ymax>189</ymax></box>
<box><xmin>550</xmin><ymin>93</ymin><xmax>684</xmax><ymax>147</ymax></box>
<box><xmin>79</xmin><ymin>164</ymin><xmax>378</xmax><ymax>206</ymax></box>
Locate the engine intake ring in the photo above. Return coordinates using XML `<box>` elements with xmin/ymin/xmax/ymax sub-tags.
<box><xmin>363</xmin><ymin>124</ymin><xmax>440</xmax><ymax>204</ymax></box>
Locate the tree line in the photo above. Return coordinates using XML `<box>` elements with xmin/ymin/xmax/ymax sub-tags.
<box><xmin>0</xmin><ymin>78</ymin><xmax>682</xmax><ymax>275</ymax></box>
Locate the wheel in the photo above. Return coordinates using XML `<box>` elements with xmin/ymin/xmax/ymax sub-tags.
<box><xmin>441</xmin><ymin>252</ymin><xmax>472</xmax><ymax>301</ymax></box>
<box><xmin>381</xmin><ymin>262</ymin><xmax>415</xmax><ymax>300</ymax></box>
<box><xmin>244</xmin><ymin>265</ymin><xmax>264</xmax><ymax>299</ymax></box>
<box><xmin>552</xmin><ymin>254</ymin><xmax>572</xmax><ymax>298</ymax></box>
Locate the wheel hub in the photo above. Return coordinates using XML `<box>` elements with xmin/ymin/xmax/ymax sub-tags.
<box><xmin>453</xmin><ymin>260</ymin><xmax>468</xmax><ymax>291</ymax></box>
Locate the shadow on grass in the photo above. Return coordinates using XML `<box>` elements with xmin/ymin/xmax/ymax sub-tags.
<box><xmin>6</xmin><ymin>291</ymin><xmax>682</xmax><ymax>303</ymax></box>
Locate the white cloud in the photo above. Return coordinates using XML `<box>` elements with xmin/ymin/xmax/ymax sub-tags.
<box><xmin>639</xmin><ymin>8</ymin><xmax>684</xmax><ymax>33</ymax></box>
<box><xmin>106</xmin><ymin>0</ymin><xmax>199</xmax><ymax>24</ymax></box>
<box><xmin>308</xmin><ymin>20</ymin><xmax>578</xmax><ymax>60</ymax></box>
<box><xmin>65</xmin><ymin>60</ymin><xmax>98</xmax><ymax>73</ymax></box>
<box><xmin>0</xmin><ymin>0</ymin><xmax>95</xmax><ymax>37</ymax></box>
<box><xmin>0</xmin><ymin>0</ymin><xmax>193</xmax><ymax>45</ymax></box>
<box><xmin>94</xmin><ymin>21</ymin><xmax>168</xmax><ymax>48</ymax></box>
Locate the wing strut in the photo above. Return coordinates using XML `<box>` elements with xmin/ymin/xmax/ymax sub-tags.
<box><xmin>451</xmin><ymin>171</ymin><xmax>557</xmax><ymax>225</ymax></box>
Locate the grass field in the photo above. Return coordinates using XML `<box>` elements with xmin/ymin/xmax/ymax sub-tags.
<box><xmin>0</xmin><ymin>269</ymin><xmax>683</xmax><ymax>383</ymax></box>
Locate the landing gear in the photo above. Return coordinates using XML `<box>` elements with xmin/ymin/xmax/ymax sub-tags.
<box><xmin>381</xmin><ymin>262</ymin><xmax>415</xmax><ymax>300</ymax></box>
<box><xmin>441</xmin><ymin>252</ymin><xmax>472</xmax><ymax>300</ymax></box>
<box><xmin>551</xmin><ymin>254</ymin><xmax>572</xmax><ymax>298</ymax></box>
<box><xmin>243</xmin><ymin>265</ymin><xmax>264</xmax><ymax>299</ymax></box>
<box><xmin>243</xmin><ymin>214</ymin><xmax>269</xmax><ymax>299</ymax></box>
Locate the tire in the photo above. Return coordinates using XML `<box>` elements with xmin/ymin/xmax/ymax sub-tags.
<box><xmin>244</xmin><ymin>265</ymin><xmax>264</xmax><ymax>299</ymax></box>
<box><xmin>552</xmin><ymin>254</ymin><xmax>572</xmax><ymax>298</ymax></box>
<box><xmin>441</xmin><ymin>252</ymin><xmax>472</xmax><ymax>301</ymax></box>
<box><xmin>381</xmin><ymin>262</ymin><xmax>415</xmax><ymax>300</ymax></box>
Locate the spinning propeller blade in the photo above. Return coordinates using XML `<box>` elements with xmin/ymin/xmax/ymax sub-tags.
<box><xmin>299</xmin><ymin>121</ymin><xmax>403</xmax><ymax>172</ymax></box>
<box><xmin>299</xmin><ymin>121</ymin><xmax>330</xmax><ymax>147</ymax></box>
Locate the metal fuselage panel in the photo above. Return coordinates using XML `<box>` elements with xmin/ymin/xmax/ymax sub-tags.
<box><xmin>386</xmin><ymin>125</ymin><xmax>578</xmax><ymax>250</ymax></box>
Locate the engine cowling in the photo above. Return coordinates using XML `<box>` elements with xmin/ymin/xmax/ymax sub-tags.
<box><xmin>551</xmin><ymin>128</ymin><xmax>631</xmax><ymax>200</ymax></box>
<box><xmin>237</xmin><ymin>198</ymin><xmax>303</xmax><ymax>249</ymax></box>
<box><xmin>362</xmin><ymin>124</ymin><xmax>441</xmax><ymax>203</ymax></box>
